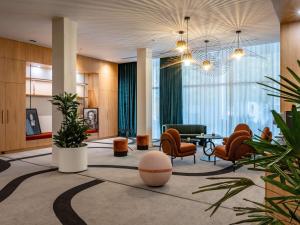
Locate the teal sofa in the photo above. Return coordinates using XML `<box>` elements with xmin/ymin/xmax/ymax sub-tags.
<box><xmin>162</xmin><ymin>124</ymin><xmax>207</xmax><ymax>145</ymax></box>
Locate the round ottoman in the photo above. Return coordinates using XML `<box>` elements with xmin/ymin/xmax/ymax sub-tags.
<box><xmin>136</xmin><ymin>135</ymin><xmax>149</xmax><ymax>150</ymax></box>
<box><xmin>138</xmin><ymin>151</ymin><xmax>172</xmax><ymax>187</ymax></box>
<box><xmin>113</xmin><ymin>138</ymin><xmax>128</xmax><ymax>157</ymax></box>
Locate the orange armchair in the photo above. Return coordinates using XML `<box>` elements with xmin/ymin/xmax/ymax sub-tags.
<box><xmin>223</xmin><ymin>123</ymin><xmax>252</xmax><ymax>145</ymax></box>
<box><xmin>160</xmin><ymin>128</ymin><xmax>196</xmax><ymax>164</ymax></box>
<box><xmin>214</xmin><ymin>130</ymin><xmax>254</xmax><ymax>170</ymax></box>
<box><xmin>261</xmin><ymin>127</ymin><xmax>272</xmax><ymax>142</ymax></box>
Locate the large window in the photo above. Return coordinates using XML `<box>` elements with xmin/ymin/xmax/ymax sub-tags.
<box><xmin>152</xmin><ymin>42</ymin><xmax>280</xmax><ymax>139</ymax></box>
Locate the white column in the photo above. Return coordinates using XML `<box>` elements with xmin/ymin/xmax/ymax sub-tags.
<box><xmin>52</xmin><ymin>17</ymin><xmax>77</xmax><ymax>134</ymax></box>
<box><xmin>137</xmin><ymin>48</ymin><xmax>152</xmax><ymax>145</ymax></box>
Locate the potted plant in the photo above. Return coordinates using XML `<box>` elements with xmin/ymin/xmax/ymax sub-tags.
<box><xmin>193</xmin><ymin>61</ymin><xmax>300</xmax><ymax>224</ymax></box>
<box><xmin>51</xmin><ymin>92</ymin><xmax>89</xmax><ymax>173</ymax></box>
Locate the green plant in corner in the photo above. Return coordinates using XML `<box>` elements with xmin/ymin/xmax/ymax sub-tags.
<box><xmin>193</xmin><ymin>60</ymin><xmax>300</xmax><ymax>224</ymax></box>
<box><xmin>51</xmin><ymin>92</ymin><xmax>89</xmax><ymax>148</ymax></box>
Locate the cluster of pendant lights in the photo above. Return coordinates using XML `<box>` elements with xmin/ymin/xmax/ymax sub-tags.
<box><xmin>175</xmin><ymin>17</ymin><xmax>245</xmax><ymax>70</ymax></box>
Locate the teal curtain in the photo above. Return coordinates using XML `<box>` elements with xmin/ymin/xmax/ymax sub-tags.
<box><xmin>159</xmin><ymin>57</ymin><xmax>183</xmax><ymax>131</ymax></box>
<box><xmin>118</xmin><ymin>62</ymin><xmax>137</xmax><ymax>137</ymax></box>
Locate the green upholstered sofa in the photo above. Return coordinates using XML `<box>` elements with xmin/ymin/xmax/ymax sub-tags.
<box><xmin>162</xmin><ymin>124</ymin><xmax>207</xmax><ymax>145</ymax></box>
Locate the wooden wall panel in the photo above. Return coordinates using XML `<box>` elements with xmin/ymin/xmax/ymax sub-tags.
<box><xmin>0</xmin><ymin>38</ymin><xmax>26</xmax><ymax>60</ymax></box>
<box><xmin>0</xmin><ymin>58</ymin><xmax>25</xmax><ymax>84</ymax></box>
<box><xmin>280</xmin><ymin>21</ymin><xmax>300</xmax><ymax>112</ymax></box>
<box><xmin>0</xmin><ymin>82</ymin><xmax>5</xmax><ymax>151</ymax></box>
<box><xmin>0</xmin><ymin>36</ymin><xmax>119</xmax><ymax>150</ymax></box>
<box><xmin>25</xmin><ymin>44</ymin><xmax>52</xmax><ymax>65</ymax></box>
<box><xmin>78</xmin><ymin>55</ymin><xmax>118</xmax><ymax>138</ymax></box>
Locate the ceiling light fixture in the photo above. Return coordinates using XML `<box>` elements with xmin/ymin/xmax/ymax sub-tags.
<box><xmin>202</xmin><ymin>40</ymin><xmax>212</xmax><ymax>71</ymax></box>
<box><xmin>297</xmin><ymin>9</ymin><xmax>300</xmax><ymax>15</ymax></box>
<box><xmin>182</xmin><ymin>16</ymin><xmax>193</xmax><ymax>66</ymax></box>
<box><xmin>176</xmin><ymin>31</ymin><xmax>187</xmax><ymax>53</ymax></box>
<box><xmin>232</xmin><ymin>30</ymin><xmax>245</xmax><ymax>59</ymax></box>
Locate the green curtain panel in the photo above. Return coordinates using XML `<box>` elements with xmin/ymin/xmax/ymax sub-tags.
<box><xmin>118</xmin><ymin>62</ymin><xmax>137</xmax><ymax>137</ymax></box>
<box><xmin>159</xmin><ymin>57</ymin><xmax>183</xmax><ymax>132</ymax></box>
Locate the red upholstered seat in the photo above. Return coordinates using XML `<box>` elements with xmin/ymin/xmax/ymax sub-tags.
<box><xmin>26</xmin><ymin>132</ymin><xmax>52</xmax><ymax>141</ymax></box>
<box><xmin>26</xmin><ymin>129</ymin><xmax>97</xmax><ymax>141</ymax></box>
<box><xmin>86</xmin><ymin>129</ymin><xmax>98</xmax><ymax>134</ymax></box>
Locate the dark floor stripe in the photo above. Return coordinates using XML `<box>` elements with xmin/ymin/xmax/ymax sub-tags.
<box><xmin>53</xmin><ymin>179</ymin><xmax>104</xmax><ymax>225</ymax></box>
<box><xmin>0</xmin><ymin>168</ymin><xmax>57</xmax><ymax>203</ymax></box>
<box><xmin>0</xmin><ymin>159</ymin><xmax>11</xmax><ymax>173</ymax></box>
<box><xmin>88</xmin><ymin>146</ymin><xmax>113</xmax><ymax>149</ymax></box>
<box><xmin>7</xmin><ymin>153</ymin><xmax>52</xmax><ymax>162</ymax></box>
<box><xmin>88</xmin><ymin>164</ymin><xmax>241</xmax><ymax>176</ymax></box>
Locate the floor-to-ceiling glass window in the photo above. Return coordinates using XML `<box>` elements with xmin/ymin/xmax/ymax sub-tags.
<box><xmin>182</xmin><ymin>42</ymin><xmax>280</xmax><ymax>136</ymax></box>
<box><xmin>152</xmin><ymin>58</ymin><xmax>160</xmax><ymax>139</ymax></box>
<box><xmin>152</xmin><ymin>42</ymin><xmax>280</xmax><ymax>138</ymax></box>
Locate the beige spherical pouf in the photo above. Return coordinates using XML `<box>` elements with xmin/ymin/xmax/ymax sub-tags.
<box><xmin>138</xmin><ymin>151</ymin><xmax>172</xmax><ymax>187</ymax></box>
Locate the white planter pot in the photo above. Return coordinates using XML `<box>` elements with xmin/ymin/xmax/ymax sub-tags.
<box><xmin>52</xmin><ymin>145</ymin><xmax>59</xmax><ymax>167</ymax></box>
<box><xmin>58</xmin><ymin>145</ymin><xmax>88</xmax><ymax>173</ymax></box>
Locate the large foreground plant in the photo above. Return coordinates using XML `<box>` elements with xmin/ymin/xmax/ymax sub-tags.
<box><xmin>51</xmin><ymin>92</ymin><xmax>89</xmax><ymax>148</ymax></box>
<box><xmin>193</xmin><ymin>61</ymin><xmax>300</xmax><ymax>224</ymax></box>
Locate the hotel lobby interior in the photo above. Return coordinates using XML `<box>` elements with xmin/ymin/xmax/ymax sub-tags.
<box><xmin>0</xmin><ymin>0</ymin><xmax>300</xmax><ymax>224</ymax></box>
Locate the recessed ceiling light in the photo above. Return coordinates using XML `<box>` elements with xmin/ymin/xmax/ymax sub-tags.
<box><xmin>297</xmin><ymin>9</ymin><xmax>300</xmax><ymax>15</ymax></box>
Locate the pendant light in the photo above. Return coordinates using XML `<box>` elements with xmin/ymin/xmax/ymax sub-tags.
<box><xmin>182</xmin><ymin>16</ymin><xmax>193</xmax><ymax>66</ymax></box>
<box><xmin>232</xmin><ymin>30</ymin><xmax>245</xmax><ymax>59</ymax></box>
<box><xmin>202</xmin><ymin>40</ymin><xmax>212</xmax><ymax>71</ymax></box>
<box><xmin>176</xmin><ymin>31</ymin><xmax>187</xmax><ymax>53</ymax></box>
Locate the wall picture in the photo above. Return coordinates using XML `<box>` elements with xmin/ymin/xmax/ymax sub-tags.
<box><xmin>26</xmin><ymin>108</ymin><xmax>41</xmax><ymax>136</ymax></box>
<box><xmin>84</xmin><ymin>108</ymin><xmax>98</xmax><ymax>130</ymax></box>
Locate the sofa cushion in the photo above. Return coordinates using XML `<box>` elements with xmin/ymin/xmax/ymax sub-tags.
<box><xmin>180</xmin><ymin>142</ymin><xmax>196</xmax><ymax>153</ymax></box>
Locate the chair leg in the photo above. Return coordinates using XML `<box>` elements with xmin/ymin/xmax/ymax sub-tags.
<box><xmin>253</xmin><ymin>153</ymin><xmax>256</xmax><ymax>168</ymax></box>
<box><xmin>181</xmin><ymin>157</ymin><xmax>183</xmax><ymax>160</ymax></box>
<box><xmin>233</xmin><ymin>161</ymin><xmax>236</xmax><ymax>172</ymax></box>
<box><xmin>171</xmin><ymin>156</ymin><xmax>173</xmax><ymax>166</ymax></box>
<box><xmin>193</xmin><ymin>154</ymin><xmax>196</xmax><ymax>164</ymax></box>
<box><xmin>214</xmin><ymin>155</ymin><xmax>216</xmax><ymax>166</ymax></box>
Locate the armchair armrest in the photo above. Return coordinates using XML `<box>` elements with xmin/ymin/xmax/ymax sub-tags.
<box><xmin>228</xmin><ymin>135</ymin><xmax>253</xmax><ymax>161</ymax></box>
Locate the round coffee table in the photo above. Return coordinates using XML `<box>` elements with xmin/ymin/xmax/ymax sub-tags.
<box><xmin>196</xmin><ymin>134</ymin><xmax>223</xmax><ymax>162</ymax></box>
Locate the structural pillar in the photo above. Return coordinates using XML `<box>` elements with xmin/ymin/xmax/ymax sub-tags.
<box><xmin>137</xmin><ymin>48</ymin><xmax>152</xmax><ymax>146</ymax></box>
<box><xmin>280</xmin><ymin>21</ymin><xmax>300</xmax><ymax>112</ymax></box>
<box><xmin>52</xmin><ymin>17</ymin><xmax>77</xmax><ymax>134</ymax></box>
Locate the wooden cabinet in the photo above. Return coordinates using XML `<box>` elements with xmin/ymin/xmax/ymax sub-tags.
<box><xmin>5</xmin><ymin>83</ymin><xmax>25</xmax><ymax>151</ymax></box>
<box><xmin>0</xmin><ymin>83</ymin><xmax>5</xmax><ymax>151</ymax></box>
<box><xmin>0</xmin><ymin>82</ymin><xmax>25</xmax><ymax>152</ymax></box>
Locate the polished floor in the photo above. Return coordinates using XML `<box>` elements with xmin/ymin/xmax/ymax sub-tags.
<box><xmin>0</xmin><ymin>138</ymin><xmax>264</xmax><ymax>225</ymax></box>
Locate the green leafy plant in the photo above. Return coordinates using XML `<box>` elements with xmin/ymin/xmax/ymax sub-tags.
<box><xmin>51</xmin><ymin>92</ymin><xmax>89</xmax><ymax>148</ymax></box>
<box><xmin>193</xmin><ymin>60</ymin><xmax>300</xmax><ymax>224</ymax></box>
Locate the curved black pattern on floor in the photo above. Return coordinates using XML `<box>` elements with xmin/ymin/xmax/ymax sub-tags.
<box><xmin>7</xmin><ymin>153</ymin><xmax>52</xmax><ymax>162</ymax></box>
<box><xmin>0</xmin><ymin>163</ymin><xmax>240</xmax><ymax>203</ymax></box>
<box><xmin>0</xmin><ymin>159</ymin><xmax>11</xmax><ymax>173</ymax></box>
<box><xmin>53</xmin><ymin>179</ymin><xmax>104</xmax><ymax>225</ymax></box>
<box><xmin>0</xmin><ymin>168</ymin><xmax>57</xmax><ymax>203</ymax></box>
<box><xmin>88</xmin><ymin>164</ymin><xmax>241</xmax><ymax>176</ymax></box>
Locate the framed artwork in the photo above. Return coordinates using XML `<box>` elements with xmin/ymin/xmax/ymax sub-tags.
<box><xmin>26</xmin><ymin>108</ymin><xmax>41</xmax><ymax>136</ymax></box>
<box><xmin>83</xmin><ymin>108</ymin><xmax>98</xmax><ymax>130</ymax></box>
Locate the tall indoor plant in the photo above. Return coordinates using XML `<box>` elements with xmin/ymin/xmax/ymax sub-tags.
<box><xmin>193</xmin><ymin>61</ymin><xmax>300</xmax><ymax>224</ymax></box>
<box><xmin>51</xmin><ymin>92</ymin><xmax>89</xmax><ymax>173</ymax></box>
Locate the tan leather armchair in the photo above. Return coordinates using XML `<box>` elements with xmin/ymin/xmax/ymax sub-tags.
<box><xmin>160</xmin><ymin>128</ymin><xmax>196</xmax><ymax>164</ymax></box>
<box><xmin>223</xmin><ymin>123</ymin><xmax>252</xmax><ymax>145</ymax></box>
<box><xmin>214</xmin><ymin>130</ymin><xmax>254</xmax><ymax>170</ymax></box>
<box><xmin>261</xmin><ymin>127</ymin><xmax>272</xmax><ymax>142</ymax></box>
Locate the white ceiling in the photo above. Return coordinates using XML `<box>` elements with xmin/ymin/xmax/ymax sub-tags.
<box><xmin>0</xmin><ymin>0</ymin><xmax>280</xmax><ymax>63</ymax></box>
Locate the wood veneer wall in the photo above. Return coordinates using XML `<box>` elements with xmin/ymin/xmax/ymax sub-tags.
<box><xmin>280</xmin><ymin>21</ymin><xmax>300</xmax><ymax>112</ymax></box>
<box><xmin>0</xmin><ymin>37</ymin><xmax>118</xmax><ymax>147</ymax></box>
